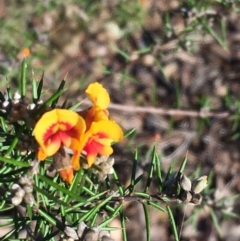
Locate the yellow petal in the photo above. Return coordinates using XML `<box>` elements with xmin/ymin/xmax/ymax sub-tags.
<box><xmin>56</xmin><ymin>109</ymin><xmax>84</xmax><ymax>132</ymax></box>
<box><xmin>85</xmin><ymin>82</ymin><xmax>110</xmax><ymax>109</ymax></box>
<box><xmin>91</xmin><ymin>120</ymin><xmax>123</xmax><ymax>142</ymax></box>
<box><xmin>85</xmin><ymin>106</ymin><xmax>109</xmax><ymax>130</ymax></box>
<box><xmin>97</xmin><ymin>145</ymin><xmax>113</xmax><ymax>156</ymax></box>
<box><xmin>34</xmin><ymin>110</ymin><xmax>58</xmax><ymax>153</ymax></box>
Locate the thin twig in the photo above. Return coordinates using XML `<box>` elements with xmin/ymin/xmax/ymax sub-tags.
<box><xmin>78</xmin><ymin>100</ymin><xmax>230</xmax><ymax>119</ymax></box>
<box><xmin>108</xmin><ymin>103</ymin><xmax>230</xmax><ymax>118</ymax></box>
<box><xmin>97</xmin><ymin>194</ymin><xmax>181</xmax><ymax>204</ymax></box>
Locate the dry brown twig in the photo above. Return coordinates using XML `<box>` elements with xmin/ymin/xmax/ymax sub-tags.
<box><xmin>78</xmin><ymin>100</ymin><xmax>229</xmax><ymax>118</ymax></box>
<box><xmin>108</xmin><ymin>103</ymin><xmax>229</xmax><ymax>119</ymax></box>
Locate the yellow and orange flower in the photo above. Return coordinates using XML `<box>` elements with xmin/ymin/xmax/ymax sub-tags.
<box><xmin>34</xmin><ymin>109</ymin><xmax>86</xmax><ymax>170</ymax></box>
<box><xmin>33</xmin><ymin>82</ymin><xmax>124</xmax><ymax>183</ymax></box>
<box><xmin>79</xmin><ymin>120</ymin><xmax>123</xmax><ymax>167</ymax></box>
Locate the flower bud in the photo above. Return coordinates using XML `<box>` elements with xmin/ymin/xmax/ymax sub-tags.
<box><xmin>27</xmin><ymin>103</ymin><xmax>36</xmax><ymax>110</ymax></box>
<box><xmin>100</xmin><ymin>236</ymin><xmax>114</xmax><ymax>241</ymax></box>
<box><xmin>37</xmin><ymin>100</ymin><xmax>43</xmax><ymax>105</ymax></box>
<box><xmin>180</xmin><ymin>174</ymin><xmax>191</xmax><ymax>191</ymax></box>
<box><xmin>30</xmin><ymin>159</ymin><xmax>39</xmax><ymax>175</ymax></box>
<box><xmin>180</xmin><ymin>190</ymin><xmax>192</xmax><ymax>203</ymax></box>
<box><xmin>11</xmin><ymin>196</ymin><xmax>22</xmax><ymax>206</ymax></box>
<box><xmin>15</xmin><ymin>188</ymin><xmax>25</xmax><ymax>198</ymax></box>
<box><xmin>191</xmin><ymin>175</ymin><xmax>208</xmax><ymax>194</ymax></box>
<box><xmin>23</xmin><ymin>185</ymin><xmax>33</xmax><ymax>194</ymax></box>
<box><xmin>13</xmin><ymin>91</ymin><xmax>21</xmax><ymax>100</ymax></box>
<box><xmin>2</xmin><ymin>100</ymin><xmax>10</xmax><ymax>108</ymax></box>
<box><xmin>64</xmin><ymin>226</ymin><xmax>79</xmax><ymax>240</ymax></box>
<box><xmin>20</xmin><ymin>149</ymin><xmax>28</xmax><ymax>155</ymax></box>
<box><xmin>99</xmin><ymin>231</ymin><xmax>113</xmax><ymax>241</ymax></box>
<box><xmin>77</xmin><ymin>221</ymin><xmax>87</xmax><ymax>238</ymax></box>
<box><xmin>191</xmin><ymin>193</ymin><xmax>203</xmax><ymax>205</ymax></box>
<box><xmin>24</xmin><ymin>193</ymin><xmax>35</xmax><ymax>206</ymax></box>
<box><xmin>19</xmin><ymin>176</ymin><xmax>33</xmax><ymax>186</ymax></box>
<box><xmin>83</xmin><ymin>229</ymin><xmax>98</xmax><ymax>241</ymax></box>
<box><xmin>11</xmin><ymin>183</ymin><xmax>21</xmax><ymax>191</ymax></box>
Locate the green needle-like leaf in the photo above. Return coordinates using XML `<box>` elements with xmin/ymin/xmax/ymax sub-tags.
<box><xmin>155</xmin><ymin>151</ymin><xmax>162</xmax><ymax>192</ymax></box>
<box><xmin>38</xmin><ymin>209</ymin><xmax>59</xmax><ymax>227</ymax></box>
<box><xmin>124</xmin><ymin>174</ymin><xmax>143</xmax><ymax>195</ymax></box>
<box><xmin>20</xmin><ymin>59</ymin><xmax>27</xmax><ymax>97</ymax></box>
<box><xmin>129</xmin><ymin>150</ymin><xmax>138</xmax><ymax>194</ymax></box>
<box><xmin>63</xmin><ymin>169</ymin><xmax>83</xmax><ymax>204</ymax></box>
<box><xmin>34</xmin><ymin>185</ymin><xmax>68</xmax><ymax>206</ymax></box>
<box><xmin>142</xmin><ymin>203</ymin><xmax>150</xmax><ymax>241</ymax></box>
<box><xmin>148</xmin><ymin>201</ymin><xmax>166</xmax><ymax>212</ymax></box>
<box><xmin>144</xmin><ymin>146</ymin><xmax>156</xmax><ymax>193</ymax></box>
<box><xmin>38</xmin><ymin>175</ymin><xmax>85</xmax><ymax>203</ymax></box>
<box><xmin>167</xmin><ymin>205</ymin><xmax>179</xmax><ymax>241</ymax></box>
<box><xmin>120</xmin><ymin>211</ymin><xmax>127</xmax><ymax>241</ymax></box>
<box><xmin>35</xmin><ymin>89</ymin><xmax>65</xmax><ymax>114</ymax></box>
<box><xmin>112</xmin><ymin>170</ymin><xmax>124</xmax><ymax>196</ymax></box>
<box><xmin>98</xmin><ymin>203</ymin><xmax>123</xmax><ymax>228</ymax></box>
<box><xmin>41</xmin><ymin>230</ymin><xmax>60</xmax><ymax>241</ymax></box>
<box><xmin>0</xmin><ymin>156</ymin><xmax>30</xmax><ymax>167</ymax></box>
<box><xmin>51</xmin><ymin>79</ymin><xmax>66</xmax><ymax>108</ymax></box>
<box><xmin>124</xmin><ymin>128</ymin><xmax>136</xmax><ymax>138</ymax></box>
<box><xmin>4</xmin><ymin>138</ymin><xmax>18</xmax><ymax>156</ymax></box>
<box><xmin>32</xmin><ymin>72</ymin><xmax>38</xmax><ymax>102</ymax></box>
<box><xmin>210</xmin><ymin>208</ymin><xmax>222</xmax><ymax>236</ymax></box>
<box><xmin>178</xmin><ymin>155</ymin><xmax>187</xmax><ymax>175</ymax></box>
<box><xmin>37</xmin><ymin>73</ymin><xmax>44</xmax><ymax>100</ymax></box>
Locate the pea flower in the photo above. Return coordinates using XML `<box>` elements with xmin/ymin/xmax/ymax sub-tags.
<box><xmin>79</xmin><ymin>120</ymin><xmax>123</xmax><ymax>167</ymax></box>
<box><xmin>34</xmin><ymin>82</ymin><xmax>124</xmax><ymax>183</ymax></box>
<box><xmin>34</xmin><ymin>109</ymin><xmax>86</xmax><ymax>171</ymax></box>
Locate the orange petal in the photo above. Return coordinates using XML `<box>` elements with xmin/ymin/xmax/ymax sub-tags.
<box><xmin>85</xmin><ymin>153</ymin><xmax>97</xmax><ymax>167</ymax></box>
<box><xmin>71</xmin><ymin>150</ymin><xmax>81</xmax><ymax>170</ymax></box>
<box><xmin>58</xmin><ymin>167</ymin><xmax>74</xmax><ymax>184</ymax></box>
<box><xmin>53</xmin><ymin>148</ymin><xmax>74</xmax><ymax>184</ymax></box>
<box><xmin>18</xmin><ymin>47</ymin><xmax>30</xmax><ymax>59</ymax></box>
<box><xmin>85</xmin><ymin>82</ymin><xmax>110</xmax><ymax>109</ymax></box>
<box><xmin>37</xmin><ymin>148</ymin><xmax>47</xmax><ymax>161</ymax></box>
